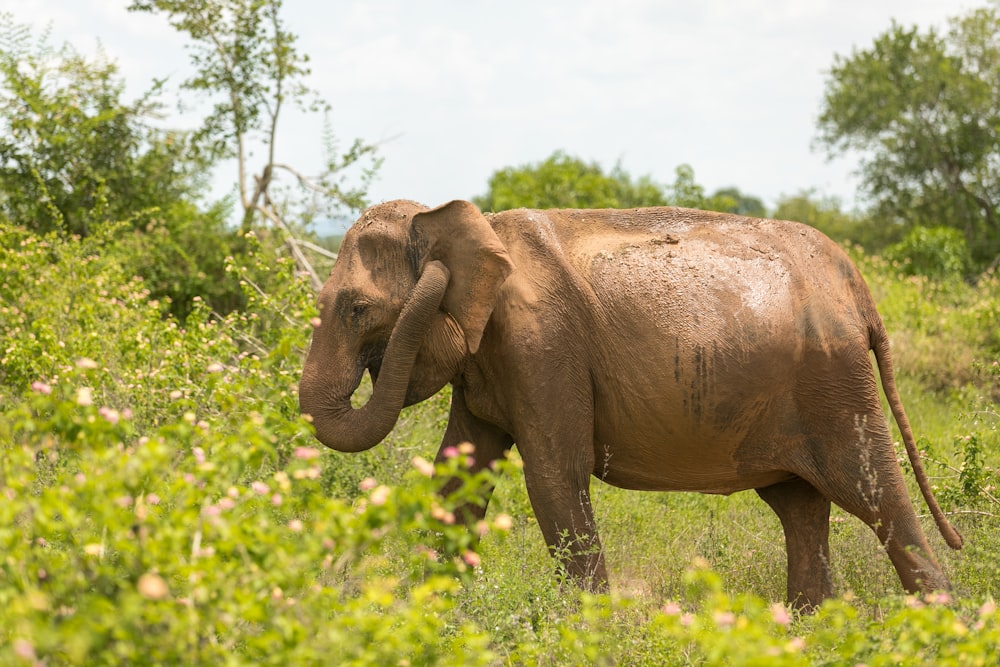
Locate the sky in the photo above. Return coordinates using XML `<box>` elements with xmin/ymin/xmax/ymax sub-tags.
<box><xmin>7</xmin><ymin>0</ymin><xmax>980</xmax><ymax>231</ymax></box>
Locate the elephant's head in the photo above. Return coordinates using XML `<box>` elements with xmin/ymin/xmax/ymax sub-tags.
<box><xmin>299</xmin><ymin>199</ymin><xmax>513</xmax><ymax>452</ymax></box>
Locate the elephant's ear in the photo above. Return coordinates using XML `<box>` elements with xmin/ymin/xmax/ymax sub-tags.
<box><xmin>412</xmin><ymin>200</ymin><xmax>514</xmax><ymax>354</ymax></box>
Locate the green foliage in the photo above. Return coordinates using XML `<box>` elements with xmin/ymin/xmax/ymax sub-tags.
<box><xmin>0</xmin><ymin>378</ymin><xmax>504</xmax><ymax>665</ymax></box>
<box><xmin>472</xmin><ymin>151</ymin><xmax>668</xmax><ymax>211</ymax></box>
<box><xmin>473</xmin><ymin>153</ymin><xmax>767</xmax><ymax>219</ymax></box>
<box><xmin>817</xmin><ymin>2</ymin><xmax>1000</xmax><ymax>268</ymax></box>
<box><xmin>0</xmin><ymin>224</ymin><xmax>505</xmax><ymax>665</ymax></box>
<box><xmin>115</xmin><ymin>201</ymin><xmax>251</xmax><ymax>319</ymax></box>
<box><xmin>0</xmin><ymin>14</ymin><xmax>206</xmax><ymax>238</ymax></box>
<box><xmin>0</xmin><ymin>16</ymin><xmax>252</xmax><ymax>318</ymax></box>
<box><xmin>708</xmin><ymin>186</ymin><xmax>767</xmax><ymax>217</ymax></box>
<box><xmin>773</xmin><ymin>189</ymin><xmax>900</xmax><ymax>250</ymax></box>
<box><xmin>663</xmin><ymin>164</ymin><xmax>767</xmax><ymax>215</ymax></box>
<box><xmin>885</xmin><ymin>225</ymin><xmax>973</xmax><ymax>279</ymax></box>
<box><xmin>650</xmin><ymin>564</ymin><xmax>1000</xmax><ymax>667</ymax></box>
<box><xmin>858</xmin><ymin>250</ymin><xmax>1000</xmax><ymax>395</ymax></box>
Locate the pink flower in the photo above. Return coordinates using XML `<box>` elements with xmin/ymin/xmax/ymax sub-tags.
<box><xmin>493</xmin><ymin>514</ymin><xmax>513</xmax><ymax>531</ymax></box>
<box><xmin>76</xmin><ymin>357</ymin><xmax>98</xmax><ymax>370</ymax></box>
<box><xmin>294</xmin><ymin>446</ymin><xmax>321</xmax><ymax>460</ymax></box>
<box><xmin>660</xmin><ymin>600</ymin><xmax>683</xmax><ymax>616</ymax></box>
<box><xmin>662</xmin><ymin>601</ymin><xmax>682</xmax><ymax>616</ymax></box>
<box><xmin>98</xmin><ymin>407</ymin><xmax>120</xmax><ymax>424</ymax></box>
<box><xmin>206</xmin><ymin>362</ymin><xmax>224</xmax><ymax>373</ymax></box>
<box><xmin>288</xmin><ymin>519</ymin><xmax>304</xmax><ymax>532</ymax></box>
<box><xmin>786</xmin><ymin>637</ymin><xmax>806</xmax><ymax>652</ymax></box>
<box><xmin>680</xmin><ymin>613</ymin><xmax>695</xmax><ymax>627</ymax></box>
<box><xmin>369</xmin><ymin>485</ymin><xmax>390</xmax><ymax>506</ymax></box>
<box><xmin>31</xmin><ymin>381</ymin><xmax>52</xmax><ymax>395</ymax></box>
<box><xmin>431</xmin><ymin>505</ymin><xmax>455</xmax><ymax>524</ymax></box>
<box><xmin>251</xmin><ymin>481</ymin><xmax>269</xmax><ymax>495</ymax></box>
<box><xmin>411</xmin><ymin>456</ymin><xmax>435</xmax><ymax>477</ymax></box>
<box><xmin>359</xmin><ymin>477</ymin><xmax>377</xmax><ymax>491</ymax></box>
<box><xmin>462</xmin><ymin>550</ymin><xmax>481</xmax><ymax>567</ymax></box>
<box><xmin>311</xmin><ymin>317</ymin><xmax>322</xmax><ymax>328</ymax></box>
<box><xmin>771</xmin><ymin>602</ymin><xmax>791</xmax><ymax>626</ymax></box>
<box><xmin>927</xmin><ymin>591</ymin><xmax>952</xmax><ymax>605</ymax></box>
<box><xmin>271</xmin><ymin>493</ymin><xmax>283</xmax><ymax>506</ymax></box>
<box><xmin>13</xmin><ymin>639</ymin><xmax>36</xmax><ymax>661</ymax></box>
<box><xmin>441</xmin><ymin>446</ymin><xmax>459</xmax><ymax>459</ymax></box>
<box><xmin>713</xmin><ymin>611</ymin><xmax>736</xmax><ymax>627</ymax></box>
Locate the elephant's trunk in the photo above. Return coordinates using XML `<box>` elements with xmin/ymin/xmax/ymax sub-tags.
<box><xmin>299</xmin><ymin>261</ymin><xmax>450</xmax><ymax>452</ymax></box>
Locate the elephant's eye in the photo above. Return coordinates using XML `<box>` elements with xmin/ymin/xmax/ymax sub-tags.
<box><xmin>335</xmin><ymin>290</ymin><xmax>378</xmax><ymax>328</ymax></box>
<box><xmin>350</xmin><ymin>302</ymin><xmax>371</xmax><ymax>322</ymax></box>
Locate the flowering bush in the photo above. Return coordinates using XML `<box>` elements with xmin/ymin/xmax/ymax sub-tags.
<box><xmin>0</xmin><ymin>221</ymin><xmax>505</xmax><ymax>664</ymax></box>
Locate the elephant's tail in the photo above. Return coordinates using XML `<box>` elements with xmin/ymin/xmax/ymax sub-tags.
<box><xmin>870</xmin><ymin>319</ymin><xmax>964</xmax><ymax>550</ymax></box>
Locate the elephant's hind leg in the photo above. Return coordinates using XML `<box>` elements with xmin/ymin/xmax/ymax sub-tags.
<box><xmin>756</xmin><ymin>477</ymin><xmax>833</xmax><ymax>610</ymax></box>
<box><xmin>812</xmin><ymin>459</ymin><xmax>949</xmax><ymax>595</ymax></box>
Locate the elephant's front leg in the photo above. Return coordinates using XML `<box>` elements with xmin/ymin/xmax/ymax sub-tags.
<box><xmin>518</xmin><ymin>413</ymin><xmax>608</xmax><ymax>592</ymax></box>
<box><xmin>435</xmin><ymin>387</ymin><xmax>513</xmax><ymax>524</ymax></box>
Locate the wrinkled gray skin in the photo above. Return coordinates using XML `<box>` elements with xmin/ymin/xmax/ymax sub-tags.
<box><xmin>299</xmin><ymin>199</ymin><xmax>962</xmax><ymax>609</ymax></box>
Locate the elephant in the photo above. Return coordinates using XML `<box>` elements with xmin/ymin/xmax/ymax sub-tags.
<box><xmin>299</xmin><ymin>198</ymin><xmax>963</xmax><ymax>610</ymax></box>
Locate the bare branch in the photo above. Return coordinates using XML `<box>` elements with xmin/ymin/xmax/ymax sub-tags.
<box><xmin>256</xmin><ymin>203</ymin><xmax>322</xmax><ymax>291</ymax></box>
<box><xmin>295</xmin><ymin>238</ymin><xmax>337</xmax><ymax>260</ymax></box>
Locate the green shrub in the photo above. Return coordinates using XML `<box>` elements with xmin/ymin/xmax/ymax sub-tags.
<box><xmin>857</xmin><ymin>250</ymin><xmax>1000</xmax><ymax>397</ymax></box>
<box><xmin>0</xmin><ymin>373</ymin><xmax>506</xmax><ymax>665</ymax></box>
<box><xmin>885</xmin><ymin>226</ymin><xmax>972</xmax><ymax>279</ymax></box>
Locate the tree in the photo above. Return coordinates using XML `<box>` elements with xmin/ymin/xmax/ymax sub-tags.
<box><xmin>0</xmin><ymin>15</ymin><xmax>268</xmax><ymax>320</ymax></box>
<box><xmin>771</xmin><ymin>190</ymin><xmax>896</xmax><ymax>249</ymax></box>
<box><xmin>0</xmin><ymin>14</ymin><xmax>204</xmax><ymax>237</ymax></box>
<box><xmin>662</xmin><ymin>164</ymin><xmax>706</xmax><ymax>209</ymax></box>
<box><xmin>128</xmin><ymin>0</ymin><xmax>380</xmax><ymax>239</ymax></box>
<box><xmin>708</xmin><ymin>187</ymin><xmax>767</xmax><ymax>218</ymax></box>
<box><xmin>817</xmin><ymin>2</ymin><xmax>1000</xmax><ymax>269</ymax></box>
<box><xmin>473</xmin><ymin>151</ymin><xmax>668</xmax><ymax>211</ymax></box>
<box><xmin>663</xmin><ymin>164</ymin><xmax>766</xmax><ymax>216</ymax></box>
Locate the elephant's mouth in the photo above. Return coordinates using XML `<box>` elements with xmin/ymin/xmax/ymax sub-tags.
<box><xmin>362</xmin><ymin>338</ymin><xmax>388</xmax><ymax>386</ymax></box>
<box><xmin>367</xmin><ymin>356</ymin><xmax>382</xmax><ymax>386</ymax></box>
